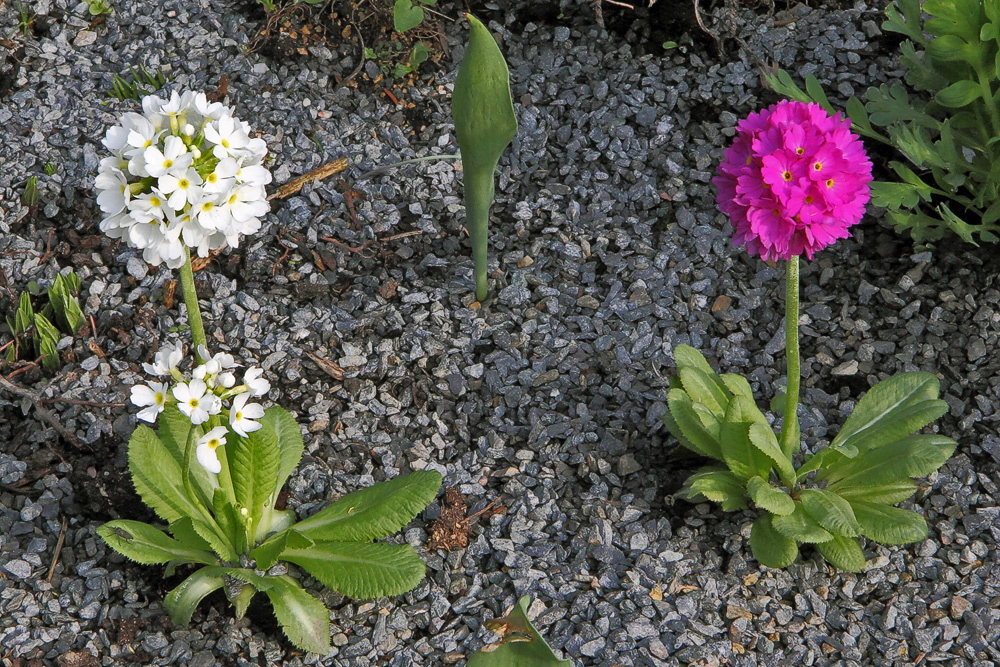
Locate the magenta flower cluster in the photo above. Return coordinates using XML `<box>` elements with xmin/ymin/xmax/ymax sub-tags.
<box><xmin>714</xmin><ymin>100</ymin><xmax>873</xmax><ymax>261</ymax></box>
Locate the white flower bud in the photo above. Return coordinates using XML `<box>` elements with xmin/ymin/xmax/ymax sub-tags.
<box><xmin>183</xmin><ymin>123</ymin><xmax>195</xmax><ymax>136</ymax></box>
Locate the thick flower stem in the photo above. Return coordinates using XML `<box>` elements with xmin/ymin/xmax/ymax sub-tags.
<box><xmin>178</xmin><ymin>247</ymin><xmax>208</xmax><ymax>361</ymax></box>
<box><xmin>779</xmin><ymin>256</ymin><xmax>801</xmax><ymax>461</ymax></box>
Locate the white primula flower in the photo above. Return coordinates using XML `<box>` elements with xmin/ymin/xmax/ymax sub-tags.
<box><xmin>203</xmin><ymin>157</ymin><xmax>239</xmax><ymax>194</ymax></box>
<box><xmin>243</xmin><ymin>367</ymin><xmax>270</xmax><ymax>397</ymax></box>
<box><xmin>226</xmin><ymin>185</ymin><xmax>269</xmax><ymax>223</ymax></box>
<box><xmin>230</xmin><ymin>392</ymin><xmax>265</xmax><ymax>437</ymax></box>
<box><xmin>142</xmin><ymin>344</ymin><xmax>184</xmax><ymax>376</ymax></box>
<box><xmin>159</xmin><ymin>167</ymin><xmax>203</xmax><ymax>210</ymax></box>
<box><xmin>172</xmin><ymin>379</ymin><xmax>215</xmax><ymax>425</ymax></box>
<box><xmin>196</xmin><ymin>426</ymin><xmax>230</xmax><ymax>474</ymax></box>
<box><xmin>143</xmin><ymin>135</ymin><xmax>192</xmax><ymax>179</ymax></box>
<box><xmin>205</xmin><ymin>115</ymin><xmax>250</xmax><ymax>159</ymax></box>
<box><xmin>191</xmin><ymin>193</ymin><xmax>231</xmax><ymax>232</ymax></box>
<box><xmin>95</xmin><ymin>168</ymin><xmax>130</xmax><ymax>216</ymax></box>
<box><xmin>235</xmin><ymin>162</ymin><xmax>273</xmax><ymax>188</ymax></box>
<box><xmin>130</xmin><ymin>381</ymin><xmax>169</xmax><ymax>423</ymax></box>
<box><xmin>128</xmin><ymin>188</ymin><xmax>168</xmax><ymax>222</ymax></box>
<box><xmin>193</xmin><ymin>92</ymin><xmax>228</xmax><ymax>120</ymax></box>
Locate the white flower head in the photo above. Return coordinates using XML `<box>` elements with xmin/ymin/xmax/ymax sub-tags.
<box><xmin>196</xmin><ymin>426</ymin><xmax>230</xmax><ymax>474</ymax></box>
<box><xmin>96</xmin><ymin>89</ymin><xmax>272</xmax><ymax>266</ymax></box>
<box><xmin>142</xmin><ymin>345</ymin><xmax>184</xmax><ymax>376</ymax></box>
<box><xmin>172</xmin><ymin>379</ymin><xmax>220</xmax><ymax>425</ymax></box>
<box><xmin>130</xmin><ymin>381</ymin><xmax>169</xmax><ymax>423</ymax></box>
<box><xmin>243</xmin><ymin>367</ymin><xmax>270</xmax><ymax>397</ymax></box>
<box><xmin>230</xmin><ymin>392</ymin><xmax>264</xmax><ymax>437</ymax></box>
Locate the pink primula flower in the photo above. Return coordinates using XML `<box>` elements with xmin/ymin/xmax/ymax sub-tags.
<box><xmin>713</xmin><ymin>100</ymin><xmax>873</xmax><ymax>261</ymax></box>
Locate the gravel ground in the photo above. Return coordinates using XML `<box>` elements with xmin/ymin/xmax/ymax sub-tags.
<box><xmin>1</xmin><ymin>0</ymin><xmax>999</xmax><ymax>665</ymax></box>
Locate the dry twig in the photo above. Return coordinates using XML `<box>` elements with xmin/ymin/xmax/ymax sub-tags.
<box><xmin>267</xmin><ymin>157</ymin><xmax>350</xmax><ymax>201</ymax></box>
<box><xmin>46</xmin><ymin>516</ymin><xmax>68</xmax><ymax>583</ymax></box>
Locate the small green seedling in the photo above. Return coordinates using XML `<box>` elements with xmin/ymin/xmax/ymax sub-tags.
<box><xmin>5</xmin><ymin>272</ymin><xmax>86</xmax><ymax>371</ymax></box>
<box><xmin>393</xmin><ymin>0</ymin><xmax>437</xmax><ymax>33</ymax></box>
<box><xmin>453</xmin><ymin>14</ymin><xmax>517</xmax><ymax>302</ymax></box>
<box><xmin>23</xmin><ymin>176</ymin><xmax>38</xmax><ymax>209</ymax></box>
<box><xmin>468</xmin><ymin>596</ymin><xmax>572</xmax><ymax>667</ymax></box>
<box><xmin>394</xmin><ymin>42</ymin><xmax>430</xmax><ymax>78</ymax></box>
<box><xmin>87</xmin><ymin>0</ymin><xmax>113</xmax><ymax>16</ymax></box>
<box><xmin>44</xmin><ymin>163</ymin><xmax>56</xmax><ymax>176</ymax></box>
<box><xmin>108</xmin><ymin>65</ymin><xmax>169</xmax><ymax>102</ymax></box>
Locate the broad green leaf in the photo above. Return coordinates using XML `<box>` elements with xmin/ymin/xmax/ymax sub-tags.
<box><xmin>164</xmin><ymin>565</ymin><xmax>228</xmax><ymax>626</ymax></box>
<box><xmin>816</xmin><ymin>535</ymin><xmax>866</xmax><ymax>572</ymax></box>
<box><xmin>795</xmin><ymin>446</ymin><xmax>849</xmax><ymax>480</ymax></box>
<box><xmin>98</xmin><ymin>520</ymin><xmax>217</xmax><ymax>565</ymax></box>
<box><xmin>228</xmin><ymin>572</ymin><xmax>331</xmax><ymax>656</ymax></box>
<box><xmin>251</xmin><ymin>529</ymin><xmax>314</xmax><ymax>570</ymax></box>
<box><xmin>169</xmin><ymin>516</ymin><xmax>214</xmax><ymax>552</ymax></box>
<box><xmin>720</xmin><ymin>373</ymin><xmax>754</xmax><ymax>400</ymax></box>
<box><xmin>190</xmin><ymin>513</ymin><xmax>239</xmax><ymax>563</ymax></box>
<box><xmin>282</xmin><ymin>541</ymin><xmax>426</xmax><ymax>599</ymax></box>
<box><xmin>233</xmin><ymin>585</ymin><xmax>255</xmax><ymax>619</ymax></box>
<box><xmin>849</xmin><ymin>499</ymin><xmax>928</xmax><ymax>545</ymax></box>
<box><xmin>683</xmin><ymin>468</ymin><xmax>747</xmax><ymax>510</ymax></box>
<box><xmin>393</xmin><ymin>0</ymin><xmax>424</xmax><ymax>32</ymax></box>
<box><xmin>260</xmin><ymin>406</ymin><xmax>304</xmax><ymax>496</ymax></box>
<box><xmin>830</xmin><ymin>372</ymin><xmax>947</xmax><ymax>456</ymax></box>
<box><xmin>158</xmin><ymin>407</ymin><xmax>215</xmax><ymax>506</ymax></box>
<box><xmin>679</xmin><ymin>367</ymin><xmax>729</xmax><ymax>416</ymax></box>
<box><xmin>748</xmin><ymin>423</ymin><xmax>795</xmax><ymax>484</ymax></box>
<box><xmin>212</xmin><ymin>488</ymin><xmax>245</xmax><ymax>556</ymax></box>
<box><xmin>746</xmin><ymin>477</ymin><xmax>794</xmax><ymax>516</ymax></box>
<box><xmin>128</xmin><ymin>426</ymin><xmax>204</xmax><ymax>524</ymax></box>
<box><xmin>230</xmin><ymin>416</ymin><xmax>281</xmax><ymax>530</ymax></box>
<box><xmin>800</xmin><ymin>489</ymin><xmax>861</xmax><ymax>537</ymax></box>
<box><xmin>453</xmin><ymin>13</ymin><xmax>517</xmax><ymax>301</ymax></box>
<box><xmin>835</xmin><ymin>481</ymin><xmax>918</xmax><ymax>504</ymax></box>
<box><xmin>750</xmin><ymin>514</ymin><xmax>798</xmax><ymax>568</ymax></box>
<box><xmin>772</xmin><ymin>503</ymin><xmax>835</xmax><ymax>543</ymax></box>
<box><xmin>293</xmin><ymin>470</ymin><xmax>442</xmax><ymax>542</ymax></box>
<box><xmin>674</xmin><ymin>345</ymin><xmax>724</xmax><ymax>384</ymax></box>
<box><xmin>467</xmin><ymin>596</ymin><xmax>572</xmax><ymax>667</ymax></box>
<box><xmin>718</xmin><ymin>397</ymin><xmax>771</xmax><ymax>481</ymax></box>
<box><xmin>827</xmin><ymin>434</ymin><xmax>956</xmax><ymax>488</ymax></box>
<box><xmin>666</xmin><ymin>389</ymin><xmax>723</xmax><ymax>460</ymax></box>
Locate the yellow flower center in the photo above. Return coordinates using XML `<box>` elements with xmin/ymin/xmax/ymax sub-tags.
<box><xmin>144</xmin><ymin>139</ymin><xmax>152</xmax><ymax>148</ymax></box>
<box><xmin>189</xmin><ymin>398</ymin><xmax>199</xmax><ymax>409</ymax></box>
<box><xmin>208</xmin><ymin>438</ymin><xmax>221</xmax><ymax>449</ymax></box>
<box><xmin>163</xmin><ymin>159</ymin><xmax>173</xmax><ymax>169</ymax></box>
<box><xmin>202</xmin><ymin>202</ymin><xmax>214</xmax><ymax>212</ymax></box>
<box><xmin>813</xmin><ymin>161</ymin><xmax>823</xmax><ymax>171</ymax></box>
<box><xmin>804</xmin><ymin>195</ymin><xmax>814</xmax><ymax>204</ymax></box>
<box><xmin>782</xmin><ymin>171</ymin><xmax>793</xmax><ymax>182</ymax></box>
<box><xmin>235</xmin><ymin>411</ymin><xmax>243</xmax><ymax>420</ymax></box>
<box><xmin>207</xmin><ymin>173</ymin><xmax>217</xmax><ymax>183</ymax></box>
<box><xmin>228</xmin><ymin>194</ymin><xmax>238</xmax><ymax>205</ymax></box>
<box><xmin>745</xmin><ymin>156</ymin><xmax>752</xmax><ymax>165</ymax></box>
<box><xmin>795</xmin><ymin>147</ymin><xmax>804</xmax><ymax>155</ymax></box>
<box><xmin>154</xmin><ymin>392</ymin><xmax>164</xmax><ymax>405</ymax></box>
<box><xmin>179</xmin><ymin>179</ymin><xmax>189</xmax><ymax>189</ymax></box>
<box><xmin>150</xmin><ymin>196</ymin><xmax>161</xmax><ymax>207</ymax></box>
<box><xmin>826</xmin><ymin>178</ymin><xmax>835</xmax><ymax>188</ymax></box>
<box><xmin>221</xmin><ymin>139</ymin><xmax>230</xmax><ymax>148</ymax></box>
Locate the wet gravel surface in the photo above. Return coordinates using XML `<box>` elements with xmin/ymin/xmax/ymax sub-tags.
<box><xmin>1</xmin><ymin>0</ymin><xmax>999</xmax><ymax>665</ymax></box>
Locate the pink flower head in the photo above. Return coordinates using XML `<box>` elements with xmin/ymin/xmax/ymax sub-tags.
<box><xmin>713</xmin><ymin>100</ymin><xmax>872</xmax><ymax>261</ymax></box>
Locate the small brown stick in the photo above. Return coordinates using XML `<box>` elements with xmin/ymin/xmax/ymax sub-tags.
<box><xmin>379</xmin><ymin>230</ymin><xmax>423</xmax><ymax>243</ymax></box>
<box><xmin>46</xmin><ymin>516</ymin><xmax>68</xmax><ymax>583</ymax></box>
<box><xmin>0</xmin><ymin>374</ymin><xmax>89</xmax><ymax>450</ymax></box>
<box><xmin>692</xmin><ymin>0</ymin><xmax>724</xmax><ymax>54</ymax></box>
<box><xmin>320</xmin><ymin>236</ymin><xmax>378</xmax><ymax>257</ymax></box>
<box><xmin>267</xmin><ymin>157</ymin><xmax>350</xmax><ymax>201</ymax></box>
<box><xmin>44</xmin><ymin>397</ymin><xmax>126</xmax><ymax>408</ymax></box>
<box><xmin>605</xmin><ymin>0</ymin><xmax>635</xmax><ymax>7</ymax></box>
<box><xmin>335</xmin><ymin>26</ymin><xmax>366</xmax><ymax>90</ymax></box>
<box><xmin>38</xmin><ymin>229</ymin><xmax>55</xmax><ymax>266</ymax></box>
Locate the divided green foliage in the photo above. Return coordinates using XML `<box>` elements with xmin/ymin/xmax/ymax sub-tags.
<box><xmin>665</xmin><ymin>345</ymin><xmax>955</xmax><ymax>572</ymax></box>
<box><xmin>107</xmin><ymin>64</ymin><xmax>168</xmax><ymax>102</ymax></box>
<box><xmin>467</xmin><ymin>596</ymin><xmax>572</xmax><ymax>667</ymax></box>
<box><xmin>4</xmin><ymin>272</ymin><xmax>86</xmax><ymax>371</ymax></box>
<box><xmin>101</xmin><ymin>409</ymin><xmax>442</xmax><ymax>655</ymax></box>
<box><xmin>765</xmin><ymin>0</ymin><xmax>1000</xmax><ymax>244</ymax></box>
<box><xmin>453</xmin><ymin>13</ymin><xmax>517</xmax><ymax>301</ymax></box>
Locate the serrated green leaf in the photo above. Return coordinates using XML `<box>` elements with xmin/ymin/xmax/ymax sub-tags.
<box><xmin>169</xmin><ymin>517</ymin><xmax>214</xmax><ymax>552</ymax></box>
<box><xmin>226</xmin><ymin>571</ymin><xmax>331</xmax><ymax>655</ymax></box>
<box><xmin>679</xmin><ymin>367</ymin><xmax>729</xmax><ymax>416</ymax></box>
<box><xmin>682</xmin><ymin>468</ymin><xmax>747</xmax><ymax>510</ymax></box>
<box><xmin>282</xmin><ymin>541</ymin><xmax>426</xmax><ymax>599</ymax></box>
<box><xmin>750</xmin><ymin>514</ymin><xmax>798</xmax><ymax>568</ymax></box>
<box><xmin>128</xmin><ymin>426</ymin><xmax>205</xmax><ymax>524</ymax></box>
<box><xmin>748</xmin><ymin>423</ymin><xmax>795</xmax><ymax>484</ymax></box>
<box><xmin>827</xmin><ymin>434</ymin><xmax>956</xmax><ymax>488</ymax></box>
<box><xmin>835</xmin><ymin>481</ymin><xmax>918</xmax><ymax>504</ymax></box>
<box><xmin>190</xmin><ymin>513</ymin><xmax>239</xmax><ymax>562</ymax></box>
<box><xmin>830</xmin><ymin>372</ymin><xmax>947</xmax><ymax>456</ymax></box>
<box><xmin>800</xmin><ymin>489</ymin><xmax>861</xmax><ymax>537</ymax></box>
<box><xmin>212</xmin><ymin>487</ymin><xmax>245</xmax><ymax>555</ymax></box>
<box><xmin>98</xmin><ymin>520</ymin><xmax>217</xmax><ymax>565</ymax></box>
<box><xmin>293</xmin><ymin>470</ymin><xmax>441</xmax><ymax>542</ymax></box>
<box><xmin>251</xmin><ymin>529</ymin><xmax>314</xmax><ymax>570</ymax></box>
<box><xmin>230</xmin><ymin>416</ymin><xmax>281</xmax><ymax>532</ymax></box>
<box><xmin>666</xmin><ymin>389</ymin><xmax>723</xmax><ymax>460</ymax></box>
<box><xmin>848</xmin><ymin>499</ymin><xmax>928</xmax><ymax>545</ymax></box>
<box><xmin>816</xmin><ymin>535</ymin><xmax>866</xmax><ymax>572</ymax></box>
<box><xmin>746</xmin><ymin>477</ymin><xmax>794</xmax><ymax>516</ymax></box>
<box><xmin>719</xmin><ymin>397</ymin><xmax>772</xmax><ymax>482</ymax></box>
<box><xmin>720</xmin><ymin>373</ymin><xmax>754</xmax><ymax>399</ymax></box>
<box><xmin>673</xmin><ymin>345</ymin><xmax>728</xmax><ymax>392</ymax></box>
<box><xmin>157</xmin><ymin>406</ymin><xmax>214</xmax><ymax>506</ymax></box>
<box><xmin>467</xmin><ymin>596</ymin><xmax>572</xmax><ymax>667</ymax></box>
<box><xmin>772</xmin><ymin>503</ymin><xmax>835</xmax><ymax>543</ymax></box>
<box><xmin>164</xmin><ymin>565</ymin><xmax>228</xmax><ymax>626</ymax></box>
<box><xmin>256</xmin><ymin>406</ymin><xmax>304</xmax><ymax>496</ymax></box>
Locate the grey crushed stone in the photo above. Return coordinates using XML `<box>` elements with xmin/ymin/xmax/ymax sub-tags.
<box><xmin>0</xmin><ymin>0</ymin><xmax>999</xmax><ymax>665</ymax></box>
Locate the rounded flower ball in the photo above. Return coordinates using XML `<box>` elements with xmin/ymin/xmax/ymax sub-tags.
<box><xmin>714</xmin><ymin>100</ymin><xmax>873</xmax><ymax>261</ymax></box>
<box><xmin>94</xmin><ymin>90</ymin><xmax>272</xmax><ymax>269</ymax></box>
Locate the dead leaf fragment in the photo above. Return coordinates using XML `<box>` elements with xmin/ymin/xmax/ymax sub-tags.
<box><xmin>427</xmin><ymin>487</ymin><xmax>469</xmax><ymax>551</ymax></box>
<box><xmin>163</xmin><ymin>279</ymin><xmax>176</xmax><ymax>309</ymax></box>
<box><xmin>380</xmin><ymin>278</ymin><xmax>398</xmax><ymax>299</ymax></box>
<box><xmin>268</xmin><ymin>157</ymin><xmax>349</xmax><ymax>200</ymax></box>
<box><xmin>305</xmin><ymin>350</ymin><xmax>344</xmax><ymax>380</ymax></box>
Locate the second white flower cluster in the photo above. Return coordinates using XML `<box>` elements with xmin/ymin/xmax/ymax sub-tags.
<box><xmin>95</xmin><ymin>90</ymin><xmax>272</xmax><ymax>269</ymax></box>
<box><xmin>130</xmin><ymin>344</ymin><xmax>271</xmax><ymax>472</ymax></box>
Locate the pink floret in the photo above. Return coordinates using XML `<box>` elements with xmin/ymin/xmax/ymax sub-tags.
<box><xmin>712</xmin><ymin>100</ymin><xmax>873</xmax><ymax>261</ymax></box>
